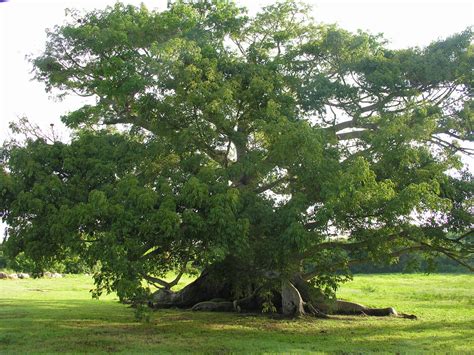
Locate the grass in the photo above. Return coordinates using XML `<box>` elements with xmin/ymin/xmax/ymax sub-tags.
<box><xmin>0</xmin><ymin>274</ymin><xmax>473</xmax><ymax>353</ymax></box>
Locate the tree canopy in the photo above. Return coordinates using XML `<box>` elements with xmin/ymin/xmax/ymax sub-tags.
<box><xmin>0</xmin><ymin>1</ymin><xmax>472</xmax><ymax>309</ymax></box>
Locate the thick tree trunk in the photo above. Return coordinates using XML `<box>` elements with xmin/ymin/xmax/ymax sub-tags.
<box><xmin>281</xmin><ymin>281</ymin><xmax>305</xmax><ymax>316</ymax></box>
<box><xmin>151</xmin><ymin>270</ymin><xmax>233</xmax><ymax>308</ymax></box>
<box><xmin>150</xmin><ymin>269</ymin><xmax>414</xmax><ymax>319</ymax></box>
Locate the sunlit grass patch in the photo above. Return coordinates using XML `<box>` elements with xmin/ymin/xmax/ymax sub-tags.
<box><xmin>0</xmin><ymin>274</ymin><xmax>472</xmax><ymax>353</ymax></box>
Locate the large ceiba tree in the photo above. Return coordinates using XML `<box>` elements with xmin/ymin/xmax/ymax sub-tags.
<box><xmin>1</xmin><ymin>1</ymin><xmax>473</xmax><ymax>317</ymax></box>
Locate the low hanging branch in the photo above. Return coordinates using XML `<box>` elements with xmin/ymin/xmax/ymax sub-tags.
<box><xmin>143</xmin><ymin>274</ymin><xmax>172</xmax><ymax>289</ymax></box>
<box><xmin>143</xmin><ymin>262</ymin><xmax>187</xmax><ymax>290</ymax></box>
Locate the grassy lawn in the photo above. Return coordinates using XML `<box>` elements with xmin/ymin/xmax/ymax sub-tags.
<box><xmin>0</xmin><ymin>274</ymin><xmax>473</xmax><ymax>353</ymax></box>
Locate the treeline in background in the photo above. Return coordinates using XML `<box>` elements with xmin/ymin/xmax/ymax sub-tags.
<box><xmin>351</xmin><ymin>254</ymin><xmax>473</xmax><ymax>274</ymax></box>
<box><xmin>0</xmin><ymin>242</ymin><xmax>470</xmax><ymax>274</ymax></box>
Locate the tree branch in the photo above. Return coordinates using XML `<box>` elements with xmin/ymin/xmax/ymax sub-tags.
<box><xmin>254</xmin><ymin>175</ymin><xmax>290</xmax><ymax>194</ymax></box>
<box><xmin>336</xmin><ymin>130</ymin><xmax>367</xmax><ymax>141</ymax></box>
<box><xmin>454</xmin><ymin>229</ymin><xmax>473</xmax><ymax>242</ymax></box>
<box><xmin>142</xmin><ymin>274</ymin><xmax>172</xmax><ymax>289</ymax></box>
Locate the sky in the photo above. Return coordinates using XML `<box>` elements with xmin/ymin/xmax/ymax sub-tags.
<box><xmin>1</xmin><ymin>0</ymin><xmax>473</xmax><ymax>143</ymax></box>
<box><xmin>0</xmin><ymin>0</ymin><xmax>473</xmax><ymax>236</ymax></box>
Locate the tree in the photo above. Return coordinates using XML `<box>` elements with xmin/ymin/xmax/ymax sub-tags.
<box><xmin>1</xmin><ymin>1</ymin><xmax>473</xmax><ymax>317</ymax></box>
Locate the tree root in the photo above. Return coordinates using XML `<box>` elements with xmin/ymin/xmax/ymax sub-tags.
<box><xmin>191</xmin><ymin>301</ymin><xmax>234</xmax><ymax>312</ymax></box>
<box><xmin>150</xmin><ymin>271</ymin><xmax>416</xmax><ymax>320</ymax></box>
<box><xmin>398</xmin><ymin>313</ymin><xmax>418</xmax><ymax>320</ymax></box>
<box><xmin>331</xmin><ymin>300</ymin><xmax>398</xmax><ymax>316</ymax></box>
<box><xmin>304</xmin><ymin>302</ymin><xmax>330</xmax><ymax>319</ymax></box>
<box><xmin>327</xmin><ymin>300</ymin><xmax>417</xmax><ymax>319</ymax></box>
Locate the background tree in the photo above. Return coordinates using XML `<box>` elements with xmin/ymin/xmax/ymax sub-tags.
<box><xmin>1</xmin><ymin>1</ymin><xmax>472</xmax><ymax>316</ymax></box>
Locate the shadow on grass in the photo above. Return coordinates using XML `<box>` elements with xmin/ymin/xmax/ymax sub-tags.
<box><xmin>0</xmin><ymin>299</ymin><xmax>473</xmax><ymax>352</ymax></box>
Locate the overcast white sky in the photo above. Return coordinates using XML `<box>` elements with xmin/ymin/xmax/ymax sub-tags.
<box><xmin>1</xmin><ymin>0</ymin><xmax>473</xmax><ymax>143</ymax></box>
<box><xmin>0</xmin><ymin>0</ymin><xmax>473</xmax><ymax>236</ymax></box>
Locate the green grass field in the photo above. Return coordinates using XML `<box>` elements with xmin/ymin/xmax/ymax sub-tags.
<box><xmin>0</xmin><ymin>274</ymin><xmax>473</xmax><ymax>353</ymax></box>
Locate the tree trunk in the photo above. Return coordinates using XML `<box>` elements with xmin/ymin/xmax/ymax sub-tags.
<box><xmin>281</xmin><ymin>281</ymin><xmax>305</xmax><ymax>316</ymax></box>
<box><xmin>150</xmin><ymin>269</ymin><xmax>414</xmax><ymax>319</ymax></box>
<box><xmin>151</xmin><ymin>270</ymin><xmax>233</xmax><ymax>308</ymax></box>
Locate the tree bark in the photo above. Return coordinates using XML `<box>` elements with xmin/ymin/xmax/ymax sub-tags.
<box><xmin>151</xmin><ymin>270</ymin><xmax>232</xmax><ymax>308</ymax></box>
<box><xmin>281</xmin><ymin>281</ymin><xmax>305</xmax><ymax>317</ymax></box>
<box><xmin>150</xmin><ymin>269</ymin><xmax>414</xmax><ymax>319</ymax></box>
